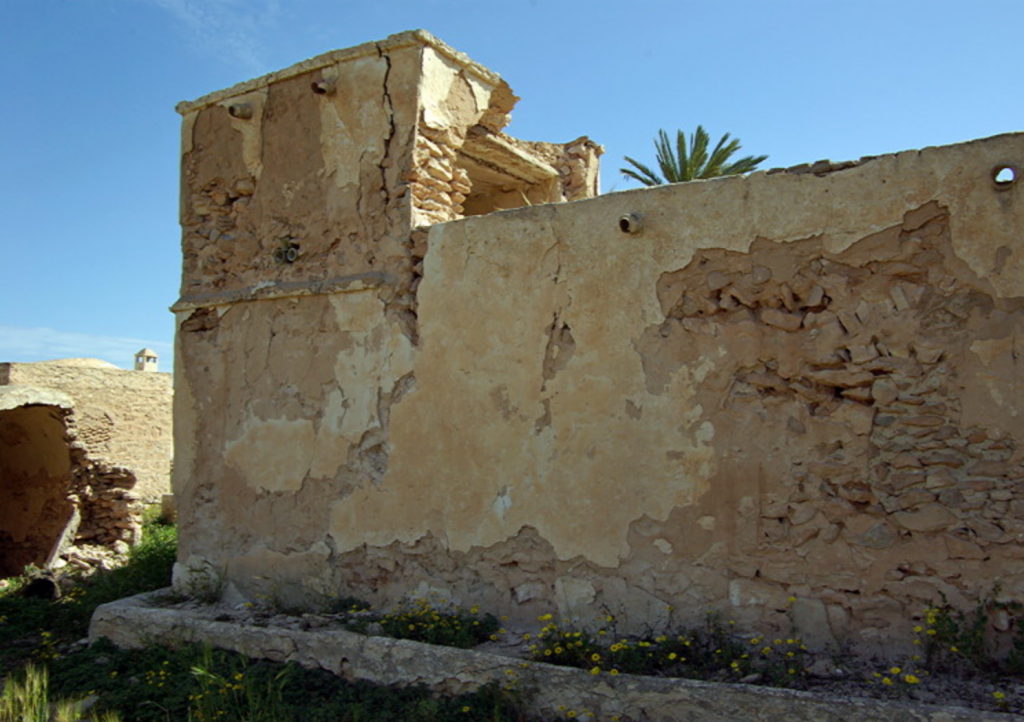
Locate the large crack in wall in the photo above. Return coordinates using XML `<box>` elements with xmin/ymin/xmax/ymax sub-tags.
<box><xmin>171</xmin><ymin>32</ymin><xmax>1022</xmax><ymax>652</ymax></box>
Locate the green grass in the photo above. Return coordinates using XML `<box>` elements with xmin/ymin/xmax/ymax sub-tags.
<box><xmin>527</xmin><ymin>611</ymin><xmax>808</xmax><ymax>688</ymax></box>
<box><xmin>3</xmin><ymin>519</ymin><xmax>1021</xmax><ymax>719</ymax></box>
<box><xmin>0</xmin><ymin>521</ymin><xmax>537</xmax><ymax>722</ymax></box>
<box><xmin>0</xmin><ymin>520</ymin><xmax>178</xmax><ymax>669</ymax></box>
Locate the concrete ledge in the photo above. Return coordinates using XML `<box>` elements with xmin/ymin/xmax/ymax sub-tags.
<box><xmin>88</xmin><ymin>591</ymin><xmax>1016</xmax><ymax>722</ymax></box>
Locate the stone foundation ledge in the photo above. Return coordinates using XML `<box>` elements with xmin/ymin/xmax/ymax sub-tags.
<box><xmin>89</xmin><ymin>591</ymin><xmax>1015</xmax><ymax>722</ymax></box>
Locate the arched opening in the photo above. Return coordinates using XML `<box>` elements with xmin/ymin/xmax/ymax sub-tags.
<box><xmin>0</xmin><ymin>404</ymin><xmax>76</xmax><ymax>577</ymax></box>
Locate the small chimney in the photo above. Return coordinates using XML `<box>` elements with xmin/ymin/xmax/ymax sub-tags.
<box><xmin>134</xmin><ymin>348</ymin><xmax>159</xmax><ymax>372</ymax></box>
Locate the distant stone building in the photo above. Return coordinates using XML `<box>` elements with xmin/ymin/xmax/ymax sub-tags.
<box><xmin>0</xmin><ymin>357</ymin><xmax>172</xmax><ymax>577</ymax></box>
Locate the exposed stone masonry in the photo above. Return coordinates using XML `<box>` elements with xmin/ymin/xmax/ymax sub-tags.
<box><xmin>0</xmin><ymin>359</ymin><xmax>170</xmax><ymax>576</ymax></box>
<box><xmin>0</xmin><ymin>387</ymin><xmax>146</xmax><ymax>576</ymax></box>
<box><xmin>167</xmin><ymin>31</ymin><xmax>1024</xmax><ymax>655</ymax></box>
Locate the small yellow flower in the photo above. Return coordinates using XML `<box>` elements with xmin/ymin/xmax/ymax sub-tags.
<box><xmin>462</xmin><ymin>706</ymin><xmax>471</xmax><ymax>713</ymax></box>
<box><xmin>590</xmin><ymin>666</ymin><xmax>600</xmax><ymax>675</ymax></box>
<box><xmin>890</xmin><ymin>667</ymin><xmax>901</xmax><ymax>675</ymax></box>
<box><xmin>539</xmin><ymin>613</ymin><xmax>553</xmax><ymax>621</ymax></box>
<box><xmin>668</xmin><ymin>652</ymin><xmax>677</xmax><ymax>661</ymax></box>
<box><xmin>950</xmin><ymin>646</ymin><xmax>959</xmax><ymax>653</ymax></box>
<box><xmin>994</xmin><ymin>691</ymin><xmax>1006</xmax><ymax>700</ymax></box>
<box><xmin>610</xmin><ymin>669</ymin><xmax>620</xmax><ymax>676</ymax></box>
<box><xmin>904</xmin><ymin>674</ymin><xmax>920</xmax><ymax>685</ymax></box>
<box><xmin>882</xmin><ymin>677</ymin><xmax>893</xmax><ymax>686</ymax></box>
<box><xmin>913</xmin><ymin>625</ymin><xmax>923</xmax><ymax>633</ymax></box>
<box><xmin>567</xmin><ymin>712</ymin><xmax>577</xmax><ymax>719</ymax></box>
<box><xmin>591</xmin><ymin>653</ymin><xmax>601</xmax><ymax>662</ymax></box>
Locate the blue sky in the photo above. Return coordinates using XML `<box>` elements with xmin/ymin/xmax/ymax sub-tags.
<box><xmin>2</xmin><ymin>0</ymin><xmax>1021</xmax><ymax>370</ymax></box>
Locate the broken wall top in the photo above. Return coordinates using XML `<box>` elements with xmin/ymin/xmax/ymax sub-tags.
<box><xmin>176</xmin><ymin>30</ymin><xmax>512</xmax><ymax>121</ymax></box>
<box><xmin>174</xmin><ymin>29</ymin><xmax>600</xmax><ymax>317</ymax></box>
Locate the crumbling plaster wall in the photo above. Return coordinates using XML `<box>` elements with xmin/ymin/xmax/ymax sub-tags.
<box><xmin>172</xmin><ymin>33</ymin><xmax>1024</xmax><ymax>651</ymax></box>
<box><xmin>0</xmin><ymin>382</ymin><xmax>147</xmax><ymax>576</ymax></box>
<box><xmin>0</xmin><ymin>359</ymin><xmax>173</xmax><ymax>503</ymax></box>
<box><xmin>324</xmin><ymin>134</ymin><xmax>1023</xmax><ymax>650</ymax></box>
<box><xmin>172</xmin><ymin>31</ymin><xmax>600</xmax><ymax>604</ymax></box>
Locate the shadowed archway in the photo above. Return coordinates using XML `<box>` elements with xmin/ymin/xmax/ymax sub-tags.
<box><xmin>0</xmin><ymin>388</ymin><xmax>77</xmax><ymax>577</ymax></box>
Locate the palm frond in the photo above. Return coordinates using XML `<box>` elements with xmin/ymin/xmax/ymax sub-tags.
<box><xmin>620</xmin><ymin>156</ymin><xmax>663</xmax><ymax>186</ymax></box>
<box><xmin>622</xmin><ymin>125</ymin><xmax>768</xmax><ymax>185</ymax></box>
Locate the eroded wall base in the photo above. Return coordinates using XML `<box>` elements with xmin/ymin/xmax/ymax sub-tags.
<box><xmin>172</xmin><ymin>31</ymin><xmax>1024</xmax><ymax>654</ymax></box>
<box><xmin>90</xmin><ymin>592</ymin><xmax>1012</xmax><ymax>722</ymax></box>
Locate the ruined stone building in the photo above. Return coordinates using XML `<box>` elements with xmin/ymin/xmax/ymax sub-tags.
<box><xmin>0</xmin><ymin>356</ymin><xmax>172</xmax><ymax>577</ymax></box>
<box><xmin>171</xmin><ymin>30</ymin><xmax>1024</xmax><ymax>651</ymax></box>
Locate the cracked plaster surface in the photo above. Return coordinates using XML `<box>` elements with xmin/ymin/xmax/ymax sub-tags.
<box><xmin>171</xmin><ymin>30</ymin><xmax>1024</xmax><ymax>647</ymax></box>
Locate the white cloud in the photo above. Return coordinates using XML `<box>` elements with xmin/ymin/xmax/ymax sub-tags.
<box><xmin>144</xmin><ymin>0</ymin><xmax>281</xmax><ymax>74</ymax></box>
<box><xmin>0</xmin><ymin>326</ymin><xmax>173</xmax><ymax>371</ymax></box>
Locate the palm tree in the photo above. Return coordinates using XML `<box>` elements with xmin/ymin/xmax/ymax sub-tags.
<box><xmin>621</xmin><ymin>126</ymin><xmax>768</xmax><ymax>186</ymax></box>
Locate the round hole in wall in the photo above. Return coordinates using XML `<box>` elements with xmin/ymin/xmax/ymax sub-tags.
<box><xmin>993</xmin><ymin>165</ymin><xmax>1017</xmax><ymax>188</ymax></box>
<box><xmin>619</xmin><ymin>213</ymin><xmax>643</xmax><ymax>234</ymax></box>
<box><xmin>311</xmin><ymin>79</ymin><xmax>335</xmax><ymax>95</ymax></box>
<box><xmin>228</xmin><ymin>103</ymin><xmax>253</xmax><ymax>120</ymax></box>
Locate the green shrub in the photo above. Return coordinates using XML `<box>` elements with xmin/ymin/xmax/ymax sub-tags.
<box><xmin>1</xmin><ymin>663</ymin><xmax>121</xmax><ymax>722</ymax></box>
<box><xmin>528</xmin><ymin>610</ymin><xmax>807</xmax><ymax>688</ymax></box>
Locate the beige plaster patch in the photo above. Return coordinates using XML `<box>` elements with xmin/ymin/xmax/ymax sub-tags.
<box><xmin>224</xmin><ymin>418</ymin><xmax>315</xmax><ymax>494</ymax></box>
